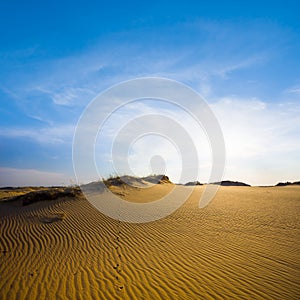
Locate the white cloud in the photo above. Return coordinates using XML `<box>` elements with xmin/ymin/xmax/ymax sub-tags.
<box><xmin>93</xmin><ymin>99</ymin><xmax>213</xmax><ymax>183</ymax></box>
<box><xmin>0</xmin><ymin>168</ymin><xmax>69</xmax><ymax>187</ymax></box>
<box><xmin>92</xmin><ymin>96</ymin><xmax>300</xmax><ymax>186</ymax></box>
<box><xmin>211</xmin><ymin>98</ymin><xmax>300</xmax><ymax>185</ymax></box>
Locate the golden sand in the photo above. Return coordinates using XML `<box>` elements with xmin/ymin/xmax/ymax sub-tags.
<box><xmin>0</xmin><ymin>185</ymin><xmax>299</xmax><ymax>299</ymax></box>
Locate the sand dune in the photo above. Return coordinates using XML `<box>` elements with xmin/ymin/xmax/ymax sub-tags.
<box><xmin>1</xmin><ymin>185</ymin><xmax>300</xmax><ymax>299</ymax></box>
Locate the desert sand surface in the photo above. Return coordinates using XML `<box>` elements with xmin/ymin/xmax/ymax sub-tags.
<box><xmin>0</xmin><ymin>184</ymin><xmax>300</xmax><ymax>299</ymax></box>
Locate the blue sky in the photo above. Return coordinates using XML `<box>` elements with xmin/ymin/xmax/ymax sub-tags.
<box><xmin>0</xmin><ymin>0</ymin><xmax>300</xmax><ymax>186</ymax></box>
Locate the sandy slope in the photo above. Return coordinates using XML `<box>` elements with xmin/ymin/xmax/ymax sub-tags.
<box><xmin>0</xmin><ymin>185</ymin><xmax>300</xmax><ymax>299</ymax></box>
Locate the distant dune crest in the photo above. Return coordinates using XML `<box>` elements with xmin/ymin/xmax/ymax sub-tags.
<box><xmin>212</xmin><ymin>180</ymin><xmax>251</xmax><ymax>187</ymax></box>
<box><xmin>184</xmin><ymin>181</ymin><xmax>203</xmax><ymax>186</ymax></box>
<box><xmin>276</xmin><ymin>181</ymin><xmax>300</xmax><ymax>186</ymax></box>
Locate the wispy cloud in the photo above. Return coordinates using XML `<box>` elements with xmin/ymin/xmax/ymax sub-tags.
<box><xmin>211</xmin><ymin>54</ymin><xmax>268</xmax><ymax>79</ymax></box>
<box><xmin>34</xmin><ymin>86</ymin><xmax>96</xmax><ymax>106</ymax></box>
<box><xmin>0</xmin><ymin>125</ymin><xmax>75</xmax><ymax>144</ymax></box>
<box><xmin>285</xmin><ymin>86</ymin><xmax>300</xmax><ymax>95</ymax></box>
<box><xmin>0</xmin><ymin>86</ymin><xmax>20</xmax><ymax>99</ymax></box>
<box><xmin>2</xmin><ymin>19</ymin><xmax>281</xmax><ymax>110</ymax></box>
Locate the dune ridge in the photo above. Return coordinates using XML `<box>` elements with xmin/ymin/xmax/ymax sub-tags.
<box><xmin>0</xmin><ymin>185</ymin><xmax>300</xmax><ymax>299</ymax></box>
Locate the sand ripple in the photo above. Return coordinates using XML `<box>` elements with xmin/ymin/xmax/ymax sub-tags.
<box><xmin>1</xmin><ymin>186</ymin><xmax>300</xmax><ymax>299</ymax></box>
